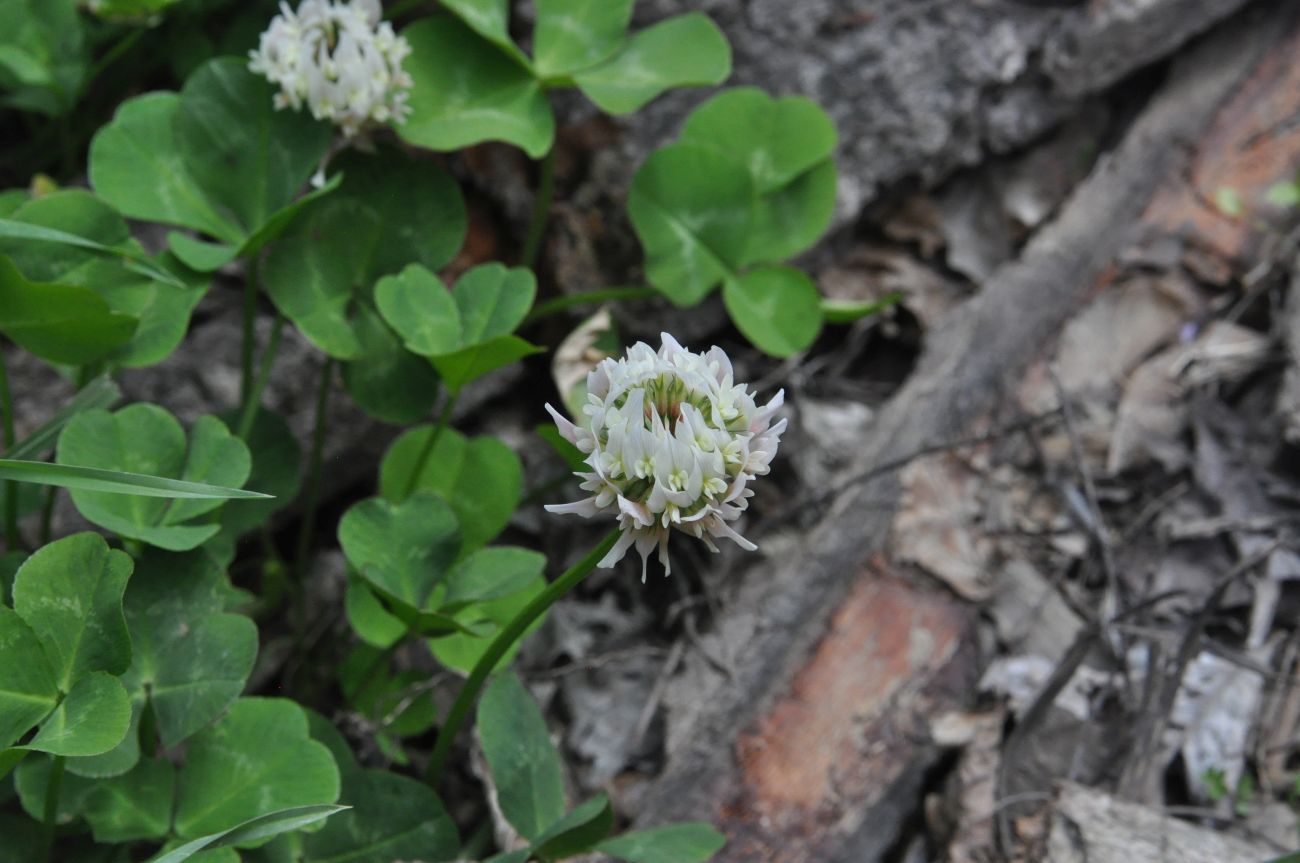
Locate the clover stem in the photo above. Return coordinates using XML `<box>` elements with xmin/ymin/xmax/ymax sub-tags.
<box><xmin>236</xmin><ymin>314</ymin><xmax>286</xmax><ymax>441</ymax></box>
<box><xmin>520</xmin><ymin>147</ymin><xmax>556</xmax><ymax>270</ymax></box>
<box><xmin>522</xmin><ymin>286</ymin><xmax>659</xmax><ymax>326</ymax></box>
<box><xmin>402</xmin><ymin>391</ymin><xmax>458</xmax><ymax>501</ymax></box>
<box><xmin>425</xmin><ymin>528</ymin><xmax>620</xmax><ymax>785</ymax></box>
<box><xmin>240</xmin><ymin>256</ymin><xmax>262</xmax><ymax>410</ymax></box>
<box><xmin>0</xmin><ymin>344</ymin><xmax>17</xmax><ymax>551</ymax></box>
<box><xmin>40</xmin><ymin>755</ymin><xmax>65</xmax><ymax>862</ymax></box>
<box><xmin>293</xmin><ymin>357</ymin><xmax>335</xmax><ymax>591</ymax></box>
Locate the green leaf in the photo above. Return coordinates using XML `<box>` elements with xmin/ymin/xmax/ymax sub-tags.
<box><xmin>11</xmin><ymin>533</ymin><xmax>132</xmax><ymax>690</ymax></box>
<box><xmin>0</xmin><ymin>606</ymin><xmax>58</xmax><ymax>749</ymax></box>
<box><xmin>0</xmin><ymin>460</ymin><xmax>268</xmax><ymax>501</ymax></box>
<box><xmin>265</xmin><ymin>149</ymin><xmax>466</xmax><ymax>360</ymax></box>
<box><xmin>344</xmin><ymin>576</ymin><xmax>407</xmax><ymax>649</ymax></box>
<box><xmin>437</xmin><ymin>0</ymin><xmax>530</xmax><ymax>67</ymax></box>
<box><xmin>443</xmin><ymin>546</ymin><xmax>546</xmax><ymax>609</ymax></box>
<box><xmin>26</xmin><ymin>672</ymin><xmax>131</xmax><ymax>756</ymax></box>
<box><xmin>374</xmin><ymin>265</ymin><xmax>461</xmax><ymax>357</ymax></box>
<box><xmin>628</xmin><ymin>144</ymin><xmax>753</xmax><ymax>306</ymax></box>
<box><xmin>532</xmin><ymin>795</ymin><xmax>613</xmax><ymax>861</ymax></box>
<box><xmin>429</xmin><ymin>576</ymin><xmax>545</xmax><ymax>673</ymax></box>
<box><xmin>81</xmin><ymin>756</ymin><xmax>175</xmax><ymax>843</ymax></box>
<box><xmin>379</xmin><ymin>263</ymin><xmax>541</xmax><ymax>391</ymax></box>
<box><xmin>90</xmin><ymin>92</ymin><xmax>245</xmax><ymax>244</ymax></box>
<box><xmin>119</xmin><ymin>549</ymin><xmax>258</xmax><ymax>747</ymax></box>
<box><xmin>302</xmin><ymin>769</ymin><xmax>460</xmax><ymax>863</ymax></box>
<box><xmin>57</xmin><ymin>406</ymin><xmax>254</xmax><ymax>551</ymax></box>
<box><xmin>167</xmin><ymin>233</ymin><xmax>239</xmax><ymax>272</ymax></box>
<box><xmin>746</xmin><ymin>159</ymin><xmax>835</xmax><ymax>267</ymax></box>
<box><xmin>380</xmin><ymin>426</ymin><xmax>522</xmax><ymax>553</ymax></box>
<box><xmin>0</xmin><ymin>253</ymin><xmax>138</xmax><ymax>365</ymax></box>
<box><xmin>680</xmin><ymin>89</ymin><xmax>836</xmax><ymax>193</ymax></box>
<box><xmin>175</xmin><ymin>58</ymin><xmax>331</xmax><ymax>236</ymax></box>
<box><xmin>533</xmin><ymin>0</ymin><xmax>633</xmax><ymax>78</ymax></box>
<box><xmin>430</xmin><ymin>335</ymin><xmax>544</xmax><ymax>392</ymax></box>
<box><xmin>478</xmin><ymin>671</ymin><xmax>567</xmax><ymax>841</ymax></box>
<box><xmin>341</xmin><ymin>303</ymin><xmax>442</xmax><ymax>424</ymax></box>
<box><xmin>151</xmin><ymin>805</ymin><xmax>348</xmax><ymax>863</ymax></box>
<box><xmin>0</xmin><ymin>209</ymin><xmax>187</xmax><ymax>289</ymax></box>
<box><xmin>595</xmin><ymin>823</ymin><xmax>727</xmax><ymax>862</ymax></box>
<box><xmin>400</xmin><ymin>16</ymin><xmax>554</xmax><ymax>158</ymax></box>
<box><xmin>338</xmin><ymin>492</ymin><xmax>462</xmax><ymax>611</ymax></box>
<box><xmin>1265</xmin><ymin>181</ymin><xmax>1300</xmax><ymax>209</ymax></box>
<box><xmin>574</xmin><ymin>13</ymin><xmax>730</xmax><ymax>115</ymax></box>
<box><xmin>721</xmin><ymin>267</ymin><xmax>822</xmax><ymax>358</ymax></box>
<box><xmin>173</xmin><ymin>698</ymin><xmax>341</xmax><ymax>841</ymax></box>
<box><xmin>0</xmin><ymin>190</ymin><xmax>210</xmax><ymax>366</ymax></box>
<box><xmin>453</xmin><ymin>263</ymin><xmax>537</xmax><ymax>344</ymax></box>
<box><xmin>216</xmin><ymin>407</ymin><xmax>300</xmax><ymax>543</ymax></box>
<box><xmin>821</xmin><ymin>292</ymin><xmax>902</xmax><ymax>325</ymax></box>
<box><xmin>0</xmin><ymin>0</ymin><xmax>87</xmax><ymax>116</ymax></box>
<box><xmin>264</xmin><ymin>200</ymin><xmax>365</xmax><ymax>359</ymax></box>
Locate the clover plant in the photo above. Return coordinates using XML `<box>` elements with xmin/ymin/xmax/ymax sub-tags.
<box><xmin>0</xmin><ymin>1</ymin><xmax>881</xmax><ymax>860</ymax></box>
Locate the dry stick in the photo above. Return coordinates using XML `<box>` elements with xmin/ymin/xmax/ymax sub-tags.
<box><xmin>1117</xmin><ymin>537</ymin><xmax>1282</xmax><ymax>801</ymax></box>
<box><xmin>1048</xmin><ymin>365</ymin><xmax>1121</xmax><ymax>613</ymax></box>
<box><xmin>780</xmin><ymin>408</ymin><xmax>1064</xmax><ymax>528</ymax></box>
<box><xmin>993</xmin><ymin>580</ymin><xmax>1242</xmax><ymax>855</ymax></box>
<box><xmin>633</xmin><ymin>638</ymin><xmax>686</xmax><ymax>748</ymax></box>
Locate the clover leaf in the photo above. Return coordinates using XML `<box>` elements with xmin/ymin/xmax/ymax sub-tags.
<box><xmin>629</xmin><ymin>88</ymin><xmax>839</xmax><ymax>357</ymax></box>
<box><xmin>89</xmin><ymin>57</ymin><xmax>332</xmax><ymax>269</ymax></box>
<box><xmin>376</xmin><ymin>262</ymin><xmax>542</xmax><ymax>392</ymax></box>
<box><xmin>57</xmin><ymin>405</ymin><xmax>252</xmax><ymax>552</ymax></box>
<box><xmin>400</xmin><ymin>3</ymin><xmax>729</xmax><ymax>157</ymax></box>
<box><xmin>0</xmin><ymin>190</ymin><xmax>208</xmax><ymax>368</ymax></box>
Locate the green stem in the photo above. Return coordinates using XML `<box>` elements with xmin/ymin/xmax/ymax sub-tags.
<box><xmin>425</xmin><ymin>529</ymin><xmax>620</xmax><ymax>784</ymax></box>
<box><xmin>0</xmin><ymin>346</ymin><xmax>17</xmax><ymax>551</ymax></box>
<box><xmin>401</xmin><ymin>392</ymin><xmax>458</xmax><ymax>500</ymax></box>
<box><xmin>236</xmin><ymin>314</ymin><xmax>285</xmax><ymax>440</ymax></box>
<box><xmin>240</xmin><ymin>256</ymin><xmax>262</xmax><ymax>409</ymax></box>
<box><xmin>523</xmin><ymin>286</ymin><xmax>659</xmax><ymax>326</ymax></box>
<box><xmin>294</xmin><ymin>358</ymin><xmax>334</xmax><ymax>585</ymax></box>
<box><xmin>87</xmin><ymin>27</ymin><xmax>144</xmax><ymax>83</ymax></box>
<box><xmin>40</xmin><ymin>755</ymin><xmax>65</xmax><ymax>862</ymax></box>
<box><xmin>520</xmin><ymin>147</ymin><xmax>556</xmax><ymax>269</ymax></box>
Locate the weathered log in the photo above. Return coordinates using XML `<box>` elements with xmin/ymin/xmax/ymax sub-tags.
<box><xmin>632</xmin><ymin>5</ymin><xmax>1298</xmax><ymax>861</ymax></box>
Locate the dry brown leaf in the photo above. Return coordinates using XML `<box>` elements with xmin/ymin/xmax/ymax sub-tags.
<box><xmin>893</xmin><ymin>454</ymin><xmax>995</xmax><ymax>600</ymax></box>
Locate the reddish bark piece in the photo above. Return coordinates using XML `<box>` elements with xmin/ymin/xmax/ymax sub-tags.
<box><xmin>1142</xmin><ymin>21</ymin><xmax>1300</xmax><ymax>264</ymax></box>
<box><xmin>716</xmin><ymin>569</ymin><xmax>976</xmax><ymax>862</ymax></box>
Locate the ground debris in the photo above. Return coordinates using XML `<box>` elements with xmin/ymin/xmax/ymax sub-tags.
<box><xmin>1045</xmin><ymin>781</ymin><xmax>1282</xmax><ymax>862</ymax></box>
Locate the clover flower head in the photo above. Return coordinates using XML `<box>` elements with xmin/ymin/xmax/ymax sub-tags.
<box><xmin>546</xmin><ymin>334</ymin><xmax>785</xmax><ymax>581</ymax></box>
<box><xmin>248</xmin><ymin>0</ymin><xmax>413</xmax><ymax>137</ymax></box>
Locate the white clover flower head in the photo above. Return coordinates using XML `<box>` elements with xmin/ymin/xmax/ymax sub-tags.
<box><xmin>546</xmin><ymin>334</ymin><xmax>786</xmax><ymax>581</ymax></box>
<box><xmin>248</xmin><ymin>0</ymin><xmax>413</xmax><ymax>138</ymax></box>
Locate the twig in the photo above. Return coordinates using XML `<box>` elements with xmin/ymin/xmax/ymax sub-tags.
<box><xmin>777</xmin><ymin>408</ymin><xmax>1062</xmax><ymax>528</ymax></box>
<box><xmin>633</xmin><ymin>639</ymin><xmax>685</xmax><ymax>747</ymax></box>
<box><xmin>1048</xmin><ymin>365</ymin><xmax>1121</xmax><ymax>615</ymax></box>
